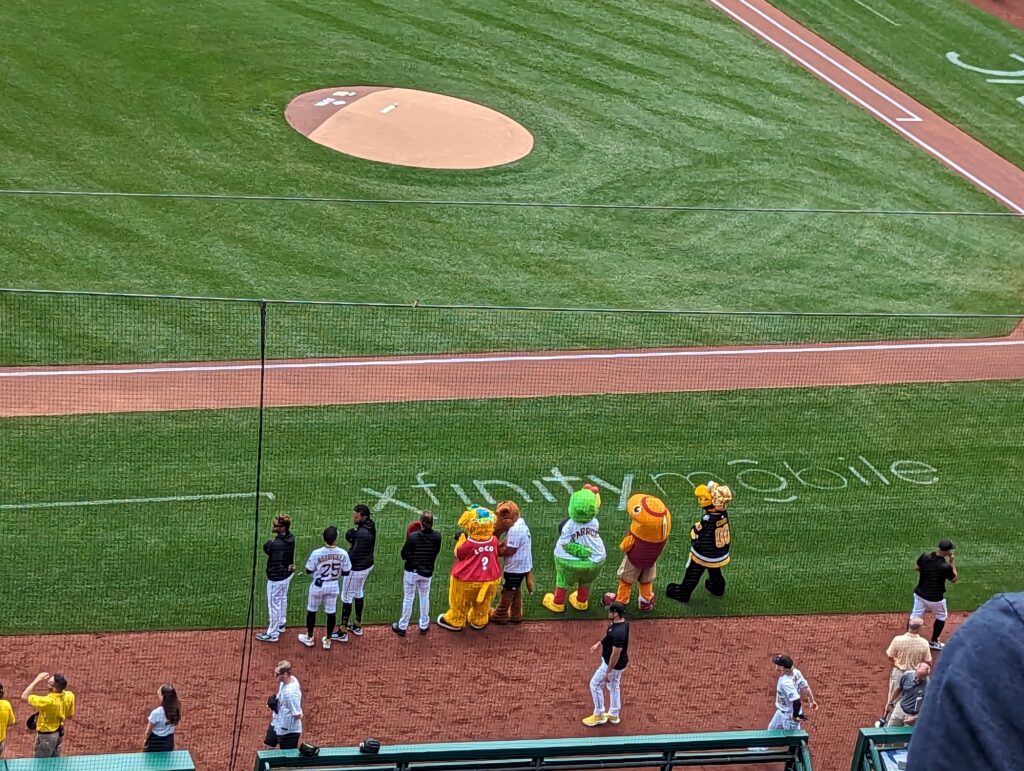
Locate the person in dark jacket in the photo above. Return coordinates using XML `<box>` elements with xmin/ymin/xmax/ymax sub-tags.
<box><xmin>337</xmin><ymin>503</ymin><xmax>377</xmax><ymax>638</ymax></box>
<box><xmin>392</xmin><ymin>510</ymin><xmax>443</xmax><ymax>637</ymax></box>
<box><xmin>257</xmin><ymin>514</ymin><xmax>296</xmax><ymax>642</ymax></box>
<box><xmin>906</xmin><ymin>592</ymin><xmax>1024</xmax><ymax>771</ymax></box>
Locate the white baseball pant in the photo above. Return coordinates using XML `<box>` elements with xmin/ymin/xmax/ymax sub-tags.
<box><xmin>265</xmin><ymin>575</ymin><xmax>293</xmax><ymax>637</ymax></box>
<box><xmin>767</xmin><ymin>710</ymin><xmax>801</xmax><ymax>731</ymax></box>
<box><xmin>307</xmin><ymin>580</ymin><xmax>340</xmax><ymax>613</ymax></box>
<box><xmin>341</xmin><ymin>566</ymin><xmax>374</xmax><ymax>603</ymax></box>
<box><xmin>910</xmin><ymin>594</ymin><xmax>948</xmax><ymax>621</ymax></box>
<box><xmin>398</xmin><ymin>571</ymin><xmax>432</xmax><ymax>631</ymax></box>
<box><xmin>589</xmin><ymin>661</ymin><xmax>623</xmax><ymax>717</ymax></box>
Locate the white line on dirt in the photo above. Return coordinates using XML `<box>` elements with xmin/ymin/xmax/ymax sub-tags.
<box><xmin>0</xmin><ymin>491</ymin><xmax>276</xmax><ymax>510</ymax></box>
<box><xmin>709</xmin><ymin>0</ymin><xmax>1024</xmax><ymax>214</ymax></box>
<box><xmin>2</xmin><ymin>339</ymin><xmax>1022</xmax><ymax>378</ymax></box>
<box><xmin>852</xmin><ymin>0</ymin><xmax>900</xmax><ymax>27</ymax></box>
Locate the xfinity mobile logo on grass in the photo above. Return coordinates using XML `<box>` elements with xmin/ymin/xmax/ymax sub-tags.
<box><xmin>360</xmin><ymin>456</ymin><xmax>939</xmax><ymax>511</ymax></box>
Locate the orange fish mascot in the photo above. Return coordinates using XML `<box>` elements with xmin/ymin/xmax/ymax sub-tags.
<box><xmin>603</xmin><ymin>494</ymin><xmax>671</xmax><ymax>612</ymax></box>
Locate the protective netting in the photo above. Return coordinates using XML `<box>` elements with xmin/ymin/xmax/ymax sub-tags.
<box><xmin>1</xmin><ymin>289</ymin><xmax>1021</xmax><ymax>769</ymax></box>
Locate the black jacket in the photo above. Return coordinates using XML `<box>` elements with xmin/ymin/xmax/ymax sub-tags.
<box><xmin>401</xmin><ymin>529</ymin><xmax>443</xmax><ymax>577</ymax></box>
<box><xmin>346</xmin><ymin>518</ymin><xmax>377</xmax><ymax>571</ymax></box>
<box><xmin>263</xmin><ymin>533</ymin><xmax>295</xmax><ymax>581</ymax></box>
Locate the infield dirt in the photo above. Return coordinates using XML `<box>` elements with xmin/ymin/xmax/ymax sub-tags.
<box><xmin>0</xmin><ymin>611</ymin><xmax>961</xmax><ymax>771</ymax></box>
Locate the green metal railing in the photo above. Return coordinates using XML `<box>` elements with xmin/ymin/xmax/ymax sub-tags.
<box><xmin>254</xmin><ymin>731</ymin><xmax>812</xmax><ymax>771</ymax></box>
<box><xmin>850</xmin><ymin>727</ymin><xmax>913</xmax><ymax>771</ymax></box>
<box><xmin>0</xmin><ymin>750</ymin><xmax>195</xmax><ymax>771</ymax></box>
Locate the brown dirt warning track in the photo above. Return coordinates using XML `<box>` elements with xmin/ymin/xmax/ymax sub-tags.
<box><xmin>1</xmin><ymin>328</ymin><xmax>1022</xmax><ymax>417</ymax></box>
<box><xmin>0</xmin><ymin>612</ymin><xmax>967</xmax><ymax>771</ymax></box>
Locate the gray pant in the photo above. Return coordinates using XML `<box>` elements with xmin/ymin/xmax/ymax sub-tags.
<box><xmin>0</xmin><ymin>739</ymin><xmax>6</xmax><ymax>757</ymax></box>
<box><xmin>35</xmin><ymin>730</ymin><xmax>63</xmax><ymax>758</ymax></box>
<box><xmin>886</xmin><ymin>704</ymin><xmax>917</xmax><ymax>727</ymax></box>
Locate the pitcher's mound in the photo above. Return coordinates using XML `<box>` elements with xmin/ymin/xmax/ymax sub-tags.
<box><xmin>285</xmin><ymin>86</ymin><xmax>534</xmax><ymax>169</ymax></box>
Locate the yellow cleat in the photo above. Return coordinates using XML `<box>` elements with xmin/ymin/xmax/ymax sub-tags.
<box><xmin>569</xmin><ymin>591</ymin><xmax>589</xmax><ymax>611</ymax></box>
<box><xmin>542</xmin><ymin>593</ymin><xmax>565</xmax><ymax>613</ymax></box>
<box><xmin>582</xmin><ymin>713</ymin><xmax>608</xmax><ymax>727</ymax></box>
<box><xmin>604</xmin><ymin>713</ymin><xmax>621</xmax><ymax>724</ymax></box>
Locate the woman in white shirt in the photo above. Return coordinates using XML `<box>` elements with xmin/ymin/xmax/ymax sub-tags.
<box><xmin>143</xmin><ymin>684</ymin><xmax>181</xmax><ymax>752</ymax></box>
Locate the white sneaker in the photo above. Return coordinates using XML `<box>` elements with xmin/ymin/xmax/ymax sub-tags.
<box><xmin>297</xmin><ymin>633</ymin><xmax>315</xmax><ymax>647</ymax></box>
<box><xmin>321</xmin><ymin>636</ymin><xmax>332</xmax><ymax>650</ymax></box>
<box><xmin>929</xmin><ymin>640</ymin><xmax>945</xmax><ymax>650</ymax></box>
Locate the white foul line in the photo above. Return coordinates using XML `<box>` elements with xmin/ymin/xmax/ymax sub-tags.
<box><xmin>852</xmin><ymin>0</ymin><xmax>900</xmax><ymax>27</ymax></box>
<box><xmin>1</xmin><ymin>339</ymin><xmax>1022</xmax><ymax>378</ymax></box>
<box><xmin>0</xmin><ymin>491</ymin><xmax>276</xmax><ymax>511</ymax></box>
<box><xmin>708</xmin><ymin>0</ymin><xmax>1024</xmax><ymax>214</ymax></box>
<box><xmin>732</xmin><ymin>0</ymin><xmax>917</xmax><ymax>120</ymax></box>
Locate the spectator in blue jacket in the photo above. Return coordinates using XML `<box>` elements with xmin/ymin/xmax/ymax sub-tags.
<box><xmin>907</xmin><ymin>591</ymin><xmax>1024</xmax><ymax>770</ymax></box>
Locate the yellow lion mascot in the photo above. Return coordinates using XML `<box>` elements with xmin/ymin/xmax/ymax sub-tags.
<box><xmin>437</xmin><ymin>505</ymin><xmax>503</xmax><ymax>631</ymax></box>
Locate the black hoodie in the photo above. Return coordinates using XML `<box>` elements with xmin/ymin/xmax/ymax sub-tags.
<box><xmin>263</xmin><ymin>532</ymin><xmax>295</xmax><ymax>581</ymax></box>
<box><xmin>346</xmin><ymin>518</ymin><xmax>377</xmax><ymax>571</ymax></box>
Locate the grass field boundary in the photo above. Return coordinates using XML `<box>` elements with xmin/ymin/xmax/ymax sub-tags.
<box><xmin>0</xmin><ymin>187</ymin><xmax>1021</xmax><ymax>218</ymax></box>
<box><xmin>1</xmin><ymin>287</ymin><xmax>1021</xmax><ymax>318</ymax></box>
<box><xmin>0</xmin><ymin>491</ymin><xmax>276</xmax><ymax>510</ymax></box>
<box><xmin>3</xmin><ymin>338</ymin><xmax>1024</xmax><ymax>379</ymax></box>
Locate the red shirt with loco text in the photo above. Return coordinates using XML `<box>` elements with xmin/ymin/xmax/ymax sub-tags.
<box><xmin>452</xmin><ymin>536</ymin><xmax>501</xmax><ymax>582</ymax></box>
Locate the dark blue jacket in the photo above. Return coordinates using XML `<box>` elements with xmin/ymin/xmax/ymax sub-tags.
<box><xmin>907</xmin><ymin>592</ymin><xmax>1024</xmax><ymax>770</ymax></box>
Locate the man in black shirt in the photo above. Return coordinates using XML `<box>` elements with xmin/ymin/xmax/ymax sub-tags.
<box><xmin>257</xmin><ymin>514</ymin><xmax>296</xmax><ymax>643</ymax></box>
<box><xmin>392</xmin><ymin>511</ymin><xmax>443</xmax><ymax>637</ymax></box>
<box><xmin>337</xmin><ymin>503</ymin><xmax>377</xmax><ymax>638</ymax></box>
<box><xmin>583</xmin><ymin>601</ymin><xmax>629</xmax><ymax>727</ymax></box>
<box><xmin>910</xmin><ymin>538</ymin><xmax>958</xmax><ymax>650</ymax></box>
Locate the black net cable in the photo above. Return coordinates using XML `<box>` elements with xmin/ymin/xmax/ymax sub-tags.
<box><xmin>228</xmin><ymin>299</ymin><xmax>268</xmax><ymax>771</ymax></box>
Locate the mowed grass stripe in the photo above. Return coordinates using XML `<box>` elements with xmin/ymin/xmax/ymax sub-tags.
<box><xmin>768</xmin><ymin>0</ymin><xmax>1024</xmax><ymax>169</ymax></box>
<box><xmin>0</xmin><ymin>0</ymin><xmax>1021</xmax><ymax>321</ymax></box>
<box><xmin>1</xmin><ymin>382</ymin><xmax>1021</xmax><ymax>633</ymax></box>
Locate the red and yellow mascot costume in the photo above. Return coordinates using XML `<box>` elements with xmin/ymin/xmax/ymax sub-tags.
<box><xmin>437</xmin><ymin>505</ymin><xmax>502</xmax><ymax>631</ymax></box>
<box><xmin>603</xmin><ymin>493</ymin><xmax>671</xmax><ymax>612</ymax></box>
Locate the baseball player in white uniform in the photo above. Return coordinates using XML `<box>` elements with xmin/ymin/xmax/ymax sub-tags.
<box><xmin>767</xmin><ymin>655</ymin><xmax>808</xmax><ymax>731</ymax></box>
<box><xmin>791</xmin><ymin>666</ymin><xmax>818</xmax><ymax>712</ymax></box>
<box><xmin>299</xmin><ymin>526</ymin><xmax>351</xmax><ymax>649</ymax></box>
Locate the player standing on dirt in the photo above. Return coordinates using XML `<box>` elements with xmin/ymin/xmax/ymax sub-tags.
<box><xmin>767</xmin><ymin>655</ymin><xmax>808</xmax><ymax>730</ymax></box>
<box><xmin>257</xmin><ymin>514</ymin><xmax>296</xmax><ymax>643</ymax></box>
<box><xmin>911</xmin><ymin>538</ymin><xmax>958</xmax><ymax>649</ymax></box>
<box><xmin>337</xmin><ymin>503</ymin><xmax>377</xmax><ymax>639</ymax></box>
<box><xmin>299</xmin><ymin>526</ymin><xmax>351</xmax><ymax>649</ymax></box>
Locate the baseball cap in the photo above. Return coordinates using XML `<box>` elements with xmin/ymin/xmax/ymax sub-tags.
<box><xmin>608</xmin><ymin>601</ymin><xmax>627</xmax><ymax>616</ymax></box>
<box><xmin>938</xmin><ymin>538</ymin><xmax>955</xmax><ymax>551</ymax></box>
<box><xmin>52</xmin><ymin>674</ymin><xmax>68</xmax><ymax>690</ymax></box>
<box><xmin>772</xmin><ymin>655</ymin><xmax>793</xmax><ymax>669</ymax></box>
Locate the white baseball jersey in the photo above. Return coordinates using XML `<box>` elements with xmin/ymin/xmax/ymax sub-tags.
<box><xmin>775</xmin><ymin>673</ymin><xmax>801</xmax><ymax>712</ymax></box>
<box><xmin>503</xmin><ymin>517</ymin><xmax>533</xmax><ymax>573</ymax></box>
<box><xmin>792</xmin><ymin>667</ymin><xmax>809</xmax><ymax>693</ymax></box>
<box><xmin>305</xmin><ymin>545</ymin><xmax>351</xmax><ymax>583</ymax></box>
<box><xmin>553</xmin><ymin>518</ymin><xmax>606</xmax><ymax>564</ymax></box>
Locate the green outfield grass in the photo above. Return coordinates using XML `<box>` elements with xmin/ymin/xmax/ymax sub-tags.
<box><xmin>0</xmin><ymin>292</ymin><xmax>1017</xmax><ymax>366</ymax></box>
<box><xmin>771</xmin><ymin>0</ymin><xmax>1024</xmax><ymax>169</ymax></box>
<box><xmin>2</xmin><ymin>381</ymin><xmax>1022</xmax><ymax>634</ymax></box>
<box><xmin>0</xmin><ymin>0</ymin><xmax>1022</xmax><ymax>321</ymax></box>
